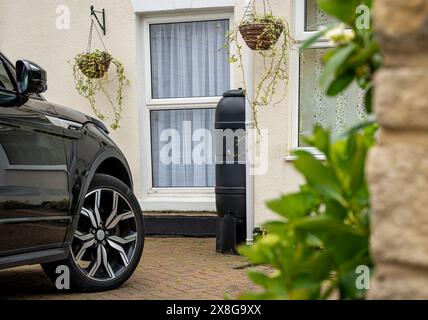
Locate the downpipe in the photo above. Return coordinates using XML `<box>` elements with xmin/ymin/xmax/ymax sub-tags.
<box><xmin>244</xmin><ymin>0</ymin><xmax>255</xmax><ymax>245</ymax></box>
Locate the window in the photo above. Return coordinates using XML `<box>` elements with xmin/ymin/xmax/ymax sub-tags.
<box><xmin>0</xmin><ymin>61</ymin><xmax>14</xmax><ymax>91</ymax></box>
<box><xmin>291</xmin><ymin>1</ymin><xmax>365</xmax><ymax>152</ymax></box>
<box><xmin>298</xmin><ymin>48</ymin><xmax>366</xmax><ymax>146</ymax></box>
<box><xmin>143</xmin><ymin>13</ymin><xmax>232</xmax><ymax>194</ymax></box>
<box><xmin>150</xmin><ymin>108</ymin><xmax>215</xmax><ymax>188</ymax></box>
<box><xmin>150</xmin><ymin>20</ymin><xmax>230</xmax><ymax>99</ymax></box>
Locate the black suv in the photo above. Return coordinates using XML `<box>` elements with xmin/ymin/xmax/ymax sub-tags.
<box><xmin>0</xmin><ymin>52</ymin><xmax>144</xmax><ymax>292</ymax></box>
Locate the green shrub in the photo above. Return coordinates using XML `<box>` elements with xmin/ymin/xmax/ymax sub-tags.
<box><xmin>237</xmin><ymin>0</ymin><xmax>381</xmax><ymax>300</ymax></box>
<box><xmin>239</xmin><ymin>124</ymin><xmax>377</xmax><ymax>300</ymax></box>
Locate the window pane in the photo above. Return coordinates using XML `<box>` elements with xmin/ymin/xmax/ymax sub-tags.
<box><xmin>305</xmin><ymin>0</ymin><xmax>339</xmax><ymax>31</ymax></box>
<box><xmin>299</xmin><ymin>48</ymin><xmax>366</xmax><ymax>146</ymax></box>
<box><xmin>150</xmin><ymin>20</ymin><xmax>230</xmax><ymax>99</ymax></box>
<box><xmin>0</xmin><ymin>61</ymin><xmax>14</xmax><ymax>91</ymax></box>
<box><xmin>151</xmin><ymin>108</ymin><xmax>215</xmax><ymax>188</ymax></box>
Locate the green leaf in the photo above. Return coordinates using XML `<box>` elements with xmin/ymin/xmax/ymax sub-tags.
<box><xmin>238</xmin><ymin>291</ymin><xmax>287</xmax><ymax>300</ymax></box>
<box><xmin>239</xmin><ymin>234</ymin><xmax>281</xmax><ymax>265</ymax></box>
<box><xmin>288</xmin><ymin>278</ymin><xmax>322</xmax><ymax>300</ymax></box>
<box><xmin>293</xmin><ymin>151</ymin><xmax>347</xmax><ymax>206</ymax></box>
<box><xmin>247</xmin><ymin>270</ymin><xmax>271</xmax><ymax>287</ymax></box>
<box><xmin>321</xmin><ymin>47</ymin><xmax>340</xmax><ymax>65</ymax></box>
<box><xmin>346</xmin><ymin>134</ymin><xmax>368</xmax><ymax>194</ymax></box>
<box><xmin>338</xmin><ymin>118</ymin><xmax>377</xmax><ymax>140</ymax></box>
<box><xmin>364</xmin><ymin>86</ymin><xmax>373</xmax><ymax>114</ymax></box>
<box><xmin>326</xmin><ymin>71</ymin><xmax>355</xmax><ymax>96</ymax></box>
<box><xmin>317</xmin><ymin>0</ymin><xmax>361</xmax><ymax>25</ymax></box>
<box><xmin>248</xmin><ymin>271</ymin><xmax>291</xmax><ymax>298</ymax></box>
<box><xmin>266</xmin><ymin>191</ymin><xmax>317</xmax><ymax>220</ymax></box>
<box><xmin>263</xmin><ymin>221</ymin><xmax>289</xmax><ymax>235</ymax></box>
<box><xmin>320</xmin><ymin>44</ymin><xmax>356</xmax><ymax>91</ymax></box>
<box><xmin>300</xmin><ymin>25</ymin><xmax>335</xmax><ymax>51</ymax></box>
<box><xmin>338</xmin><ymin>269</ymin><xmax>369</xmax><ymax>300</ymax></box>
<box><xmin>348</xmin><ymin>40</ymin><xmax>380</xmax><ymax>67</ymax></box>
<box><xmin>305</xmin><ymin>234</ymin><xmax>324</xmax><ymax>248</ymax></box>
<box><xmin>291</xmin><ymin>215</ymin><xmax>363</xmax><ymax>235</ymax></box>
<box><xmin>325</xmin><ymin>200</ymin><xmax>347</xmax><ymax>220</ymax></box>
<box><xmin>304</xmin><ymin>126</ymin><xmax>330</xmax><ymax>155</ymax></box>
<box><xmin>321</xmin><ymin>233</ymin><xmax>369</xmax><ymax>268</ymax></box>
<box><xmin>362</xmin><ymin>0</ymin><xmax>373</xmax><ymax>7</ymax></box>
<box><xmin>307</xmin><ymin>252</ymin><xmax>334</xmax><ymax>282</ymax></box>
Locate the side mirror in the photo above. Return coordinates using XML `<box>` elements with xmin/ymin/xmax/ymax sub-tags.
<box><xmin>16</xmin><ymin>60</ymin><xmax>47</xmax><ymax>95</ymax></box>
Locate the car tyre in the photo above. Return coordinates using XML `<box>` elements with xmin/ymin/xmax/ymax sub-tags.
<box><xmin>42</xmin><ymin>173</ymin><xmax>144</xmax><ymax>292</ymax></box>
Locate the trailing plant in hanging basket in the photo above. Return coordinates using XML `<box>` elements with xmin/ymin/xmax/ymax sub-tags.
<box><xmin>76</xmin><ymin>50</ymin><xmax>112</xmax><ymax>79</ymax></box>
<box><xmin>72</xmin><ymin>50</ymin><xmax>130</xmax><ymax>130</ymax></box>
<box><xmin>71</xmin><ymin>16</ymin><xmax>130</xmax><ymax>130</ymax></box>
<box><xmin>225</xmin><ymin>9</ymin><xmax>295</xmax><ymax>133</ymax></box>
<box><xmin>239</xmin><ymin>13</ymin><xmax>285</xmax><ymax>51</ymax></box>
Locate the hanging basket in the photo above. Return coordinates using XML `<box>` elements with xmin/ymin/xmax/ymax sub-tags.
<box><xmin>239</xmin><ymin>19</ymin><xmax>284</xmax><ymax>51</ymax></box>
<box><xmin>76</xmin><ymin>50</ymin><xmax>112</xmax><ymax>79</ymax></box>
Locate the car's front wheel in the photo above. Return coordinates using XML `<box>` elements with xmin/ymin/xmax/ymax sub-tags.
<box><xmin>42</xmin><ymin>174</ymin><xmax>144</xmax><ymax>292</ymax></box>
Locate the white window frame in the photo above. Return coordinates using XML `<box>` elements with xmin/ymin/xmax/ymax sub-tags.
<box><xmin>287</xmin><ymin>1</ymin><xmax>336</xmax><ymax>161</ymax></box>
<box><xmin>294</xmin><ymin>0</ymin><xmax>332</xmax><ymax>42</ymax></box>
<box><xmin>138</xmin><ymin>10</ymin><xmax>234</xmax><ymax>211</ymax></box>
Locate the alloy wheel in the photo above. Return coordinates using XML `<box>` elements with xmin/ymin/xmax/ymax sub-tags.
<box><xmin>71</xmin><ymin>188</ymin><xmax>138</xmax><ymax>281</ymax></box>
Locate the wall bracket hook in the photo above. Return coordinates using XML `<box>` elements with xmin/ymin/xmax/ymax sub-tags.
<box><xmin>90</xmin><ymin>5</ymin><xmax>106</xmax><ymax>35</ymax></box>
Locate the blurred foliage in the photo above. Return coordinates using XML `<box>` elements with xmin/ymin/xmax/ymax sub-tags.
<box><xmin>237</xmin><ymin>0</ymin><xmax>382</xmax><ymax>300</ymax></box>
<box><xmin>239</xmin><ymin>124</ymin><xmax>377</xmax><ymax>300</ymax></box>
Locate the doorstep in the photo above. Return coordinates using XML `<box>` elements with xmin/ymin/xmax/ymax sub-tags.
<box><xmin>144</xmin><ymin>212</ymin><xmax>218</xmax><ymax>237</ymax></box>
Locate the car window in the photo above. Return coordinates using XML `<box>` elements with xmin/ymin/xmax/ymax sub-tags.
<box><xmin>0</xmin><ymin>61</ymin><xmax>14</xmax><ymax>91</ymax></box>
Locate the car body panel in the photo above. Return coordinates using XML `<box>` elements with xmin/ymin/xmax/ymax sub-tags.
<box><xmin>63</xmin><ymin>123</ymin><xmax>133</xmax><ymax>245</ymax></box>
<box><xmin>0</xmin><ymin>52</ymin><xmax>133</xmax><ymax>269</ymax></box>
<box><xmin>0</xmin><ymin>93</ymin><xmax>70</xmax><ymax>256</ymax></box>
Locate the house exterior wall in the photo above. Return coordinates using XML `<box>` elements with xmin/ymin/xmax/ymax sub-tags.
<box><xmin>249</xmin><ymin>0</ymin><xmax>304</xmax><ymax>226</ymax></box>
<box><xmin>0</xmin><ymin>0</ymin><xmax>143</xmax><ymax>200</ymax></box>
<box><xmin>0</xmin><ymin>0</ymin><xmax>303</xmax><ymax>227</ymax></box>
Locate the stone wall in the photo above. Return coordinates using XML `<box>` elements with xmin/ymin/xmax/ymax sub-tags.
<box><xmin>368</xmin><ymin>0</ymin><xmax>428</xmax><ymax>299</ymax></box>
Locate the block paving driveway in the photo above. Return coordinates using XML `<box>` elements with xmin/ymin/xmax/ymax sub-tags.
<box><xmin>0</xmin><ymin>238</ymin><xmax>268</xmax><ymax>300</ymax></box>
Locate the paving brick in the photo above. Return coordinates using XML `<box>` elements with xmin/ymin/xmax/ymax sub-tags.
<box><xmin>0</xmin><ymin>238</ymin><xmax>268</xmax><ymax>300</ymax></box>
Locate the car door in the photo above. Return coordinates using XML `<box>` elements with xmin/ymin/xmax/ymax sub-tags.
<box><xmin>0</xmin><ymin>56</ymin><xmax>70</xmax><ymax>256</ymax></box>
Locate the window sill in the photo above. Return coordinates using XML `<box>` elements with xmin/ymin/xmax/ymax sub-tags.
<box><xmin>139</xmin><ymin>192</ymin><xmax>216</xmax><ymax>212</ymax></box>
<box><xmin>146</xmin><ymin>96</ymin><xmax>222</xmax><ymax>108</ymax></box>
<box><xmin>284</xmin><ymin>153</ymin><xmax>326</xmax><ymax>162</ymax></box>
